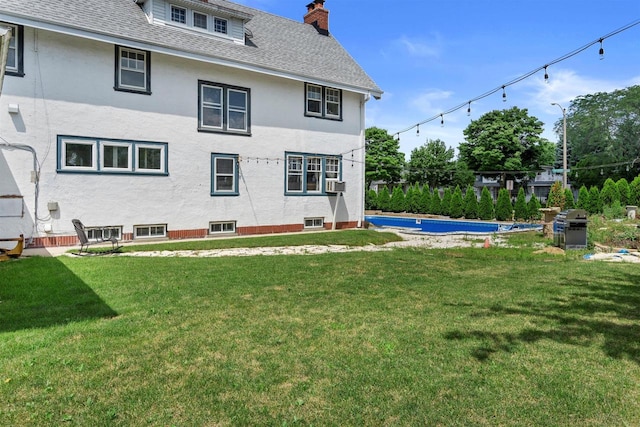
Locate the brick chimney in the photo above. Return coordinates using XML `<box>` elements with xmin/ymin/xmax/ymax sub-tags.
<box><xmin>304</xmin><ymin>0</ymin><xmax>329</xmax><ymax>36</ymax></box>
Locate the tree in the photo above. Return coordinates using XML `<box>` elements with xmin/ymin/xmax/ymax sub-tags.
<box><xmin>495</xmin><ymin>188</ymin><xmax>513</xmax><ymax>221</ymax></box>
<box><xmin>449</xmin><ymin>186</ymin><xmax>464</xmax><ymax>218</ymax></box>
<box><xmin>631</xmin><ymin>175</ymin><xmax>640</xmax><ymax>206</ymax></box>
<box><xmin>377</xmin><ymin>187</ymin><xmax>391</xmax><ymax>212</ymax></box>
<box><xmin>563</xmin><ymin>86</ymin><xmax>640</xmax><ymax>188</ymax></box>
<box><xmin>513</xmin><ymin>187</ymin><xmax>528</xmax><ymax>220</ymax></box>
<box><xmin>441</xmin><ymin>187</ymin><xmax>452</xmax><ymax>216</ymax></box>
<box><xmin>463</xmin><ymin>185</ymin><xmax>479</xmax><ymax>219</ymax></box>
<box><xmin>389</xmin><ymin>186</ymin><xmax>406</xmax><ymax>212</ymax></box>
<box><xmin>430</xmin><ymin>190</ymin><xmax>442</xmax><ymax>215</ymax></box>
<box><xmin>478</xmin><ymin>187</ymin><xmax>495</xmax><ymax>220</ymax></box>
<box><xmin>406</xmin><ymin>183</ymin><xmax>421</xmax><ymax>213</ymax></box>
<box><xmin>564</xmin><ymin>188</ymin><xmax>575</xmax><ymax>209</ymax></box>
<box><xmin>405</xmin><ymin>139</ymin><xmax>455</xmax><ymax>188</ymax></box>
<box><xmin>419</xmin><ymin>186</ymin><xmax>432</xmax><ymax>214</ymax></box>
<box><xmin>527</xmin><ymin>194</ymin><xmax>542</xmax><ymax>220</ymax></box>
<box><xmin>459</xmin><ymin>107</ymin><xmax>554</xmax><ymax>186</ymax></box>
<box><xmin>616</xmin><ymin>178</ymin><xmax>631</xmax><ymax>206</ymax></box>
<box><xmin>576</xmin><ymin>185</ymin><xmax>590</xmax><ymax>211</ymax></box>
<box><xmin>365</xmin><ymin>127</ymin><xmax>405</xmax><ymax>189</ymax></box>
<box><xmin>546</xmin><ymin>181</ymin><xmax>566</xmax><ymax>209</ymax></box>
<box><xmin>451</xmin><ymin>160</ymin><xmax>476</xmax><ymax>189</ymax></box>
<box><xmin>600</xmin><ymin>178</ymin><xmax>620</xmax><ymax>207</ymax></box>
<box><xmin>588</xmin><ymin>186</ymin><xmax>602</xmax><ymax>214</ymax></box>
<box><xmin>365</xmin><ymin>189</ymin><xmax>378</xmax><ymax>210</ymax></box>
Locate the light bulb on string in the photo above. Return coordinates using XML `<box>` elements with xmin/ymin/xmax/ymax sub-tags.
<box><xmin>440</xmin><ymin>114</ymin><xmax>444</xmax><ymax>127</ymax></box>
<box><xmin>502</xmin><ymin>86</ymin><xmax>507</xmax><ymax>102</ymax></box>
<box><xmin>467</xmin><ymin>102</ymin><xmax>471</xmax><ymax>116</ymax></box>
<box><xmin>600</xmin><ymin>168</ymin><xmax>604</xmax><ymax>175</ymax></box>
<box><xmin>544</xmin><ymin>65</ymin><xmax>549</xmax><ymax>83</ymax></box>
<box><xmin>416</xmin><ymin>124</ymin><xmax>420</xmax><ymax>137</ymax></box>
<box><xmin>599</xmin><ymin>39</ymin><xmax>605</xmax><ymax>60</ymax></box>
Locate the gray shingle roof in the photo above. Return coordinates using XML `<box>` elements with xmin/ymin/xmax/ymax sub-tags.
<box><xmin>0</xmin><ymin>0</ymin><xmax>382</xmax><ymax>97</ymax></box>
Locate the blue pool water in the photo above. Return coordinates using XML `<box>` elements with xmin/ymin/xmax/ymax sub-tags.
<box><xmin>364</xmin><ymin>215</ymin><xmax>540</xmax><ymax>234</ymax></box>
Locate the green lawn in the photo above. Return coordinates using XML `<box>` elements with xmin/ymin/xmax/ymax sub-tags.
<box><xmin>1</xmin><ymin>231</ymin><xmax>639</xmax><ymax>425</ymax></box>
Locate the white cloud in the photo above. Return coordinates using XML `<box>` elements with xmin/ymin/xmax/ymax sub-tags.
<box><xmin>410</xmin><ymin>89</ymin><xmax>454</xmax><ymax>116</ymax></box>
<box><xmin>394</xmin><ymin>35</ymin><xmax>442</xmax><ymax>58</ymax></box>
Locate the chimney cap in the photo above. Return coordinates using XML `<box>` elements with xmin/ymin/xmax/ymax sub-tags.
<box><xmin>306</xmin><ymin>0</ymin><xmax>325</xmax><ymax>11</ymax></box>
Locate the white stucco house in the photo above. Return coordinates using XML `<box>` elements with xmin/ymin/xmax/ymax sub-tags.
<box><xmin>0</xmin><ymin>0</ymin><xmax>382</xmax><ymax>247</ymax></box>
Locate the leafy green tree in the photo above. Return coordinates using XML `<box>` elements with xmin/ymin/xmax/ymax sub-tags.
<box><xmin>459</xmin><ymin>107</ymin><xmax>554</xmax><ymax>186</ymax></box>
<box><xmin>495</xmin><ymin>188</ymin><xmax>513</xmax><ymax>221</ymax></box>
<box><xmin>576</xmin><ymin>185</ymin><xmax>590</xmax><ymax>211</ymax></box>
<box><xmin>600</xmin><ymin>178</ymin><xmax>620</xmax><ymax>207</ymax></box>
<box><xmin>513</xmin><ymin>187</ymin><xmax>528</xmax><ymax>220</ymax></box>
<box><xmin>616</xmin><ymin>178</ymin><xmax>631</xmax><ymax>206</ymax></box>
<box><xmin>377</xmin><ymin>187</ymin><xmax>391</xmax><ymax>212</ymax></box>
<box><xmin>389</xmin><ymin>186</ymin><xmax>406</xmax><ymax>212</ymax></box>
<box><xmin>527</xmin><ymin>194</ymin><xmax>542</xmax><ymax>220</ymax></box>
<box><xmin>419</xmin><ymin>186</ymin><xmax>432</xmax><ymax>214</ymax></box>
<box><xmin>451</xmin><ymin>160</ymin><xmax>476</xmax><ymax>189</ymax></box>
<box><xmin>366</xmin><ymin>189</ymin><xmax>380</xmax><ymax>210</ymax></box>
<box><xmin>365</xmin><ymin>127</ymin><xmax>405</xmax><ymax>189</ymax></box>
<box><xmin>630</xmin><ymin>175</ymin><xmax>640</xmax><ymax>206</ymax></box>
<box><xmin>563</xmin><ymin>86</ymin><xmax>640</xmax><ymax>188</ymax></box>
<box><xmin>463</xmin><ymin>185</ymin><xmax>479</xmax><ymax>219</ymax></box>
<box><xmin>588</xmin><ymin>186</ymin><xmax>602</xmax><ymax>214</ymax></box>
<box><xmin>441</xmin><ymin>187</ymin><xmax>452</xmax><ymax>216</ymax></box>
<box><xmin>478</xmin><ymin>187</ymin><xmax>495</xmax><ymax>220</ymax></box>
<box><xmin>546</xmin><ymin>181</ymin><xmax>566</xmax><ymax>209</ymax></box>
<box><xmin>405</xmin><ymin>139</ymin><xmax>455</xmax><ymax>188</ymax></box>
<box><xmin>564</xmin><ymin>188</ymin><xmax>575</xmax><ymax>209</ymax></box>
<box><xmin>449</xmin><ymin>186</ymin><xmax>464</xmax><ymax>218</ymax></box>
<box><xmin>406</xmin><ymin>183</ymin><xmax>422</xmax><ymax>213</ymax></box>
<box><xmin>430</xmin><ymin>190</ymin><xmax>442</xmax><ymax>215</ymax></box>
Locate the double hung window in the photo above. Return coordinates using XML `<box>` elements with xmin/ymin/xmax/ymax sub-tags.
<box><xmin>305</xmin><ymin>83</ymin><xmax>341</xmax><ymax>120</ymax></box>
<box><xmin>211</xmin><ymin>154</ymin><xmax>239</xmax><ymax>196</ymax></box>
<box><xmin>58</xmin><ymin>136</ymin><xmax>168</xmax><ymax>175</ymax></box>
<box><xmin>1</xmin><ymin>23</ymin><xmax>23</xmax><ymax>77</ymax></box>
<box><xmin>115</xmin><ymin>46</ymin><xmax>151</xmax><ymax>94</ymax></box>
<box><xmin>170</xmin><ymin>4</ymin><xmax>228</xmax><ymax>35</ymax></box>
<box><xmin>199</xmin><ymin>80</ymin><xmax>250</xmax><ymax>134</ymax></box>
<box><xmin>285</xmin><ymin>153</ymin><xmax>342</xmax><ymax>195</ymax></box>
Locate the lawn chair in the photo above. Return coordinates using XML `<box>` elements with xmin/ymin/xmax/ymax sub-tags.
<box><xmin>0</xmin><ymin>234</ymin><xmax>24</xmax><ymax>261</ymax></box>
<box><xmin>72</xmin><ymin>219</ymin><xmax>122</xmax><ymax>254</ymax></box>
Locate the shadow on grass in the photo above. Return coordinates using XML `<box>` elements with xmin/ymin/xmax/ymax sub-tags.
<box><xmin>445</xmin><ymin>270</ymin><xmax>640</xmax><ymax>364</ymax></box>
<box><xmin>0</xmin><ymin>257</ymin><xmax>117</xmax><ymax>333</ymax></box>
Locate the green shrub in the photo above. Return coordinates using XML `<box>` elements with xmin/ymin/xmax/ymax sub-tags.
<box><xmin>377</xmin><ymin>187</ymin><xmax>391</xmax><ymax>212</ymax></box>
<box><xmin>449</xmin><ymin>186</ymin><xmax>464</xmax><ymax>218</ymax></box>
<box><xmin>527</xmin><ymin>193</ymin><xmax>542</xmax><ymax>220</ymax></box>
<box><xmin>588</xmin><ymin>186</ymin><xmax>602</xmax><ymax>214</ymax></box>
<box><xmin>576</xmin><ymin>185</ymin><xmax>590</xmax><ymax>211</ymax></box>
<box><xmin>478</xmin><ymin>187</ymin><xmax>495</xmax><ymax>220</ymax></box>
<box><xmin>419</xmin><ymin>186</ymin><xmax>432</xmax><ymax>214</ymax></box>
<box><xmin>601</xmin><ymin>178</ymin><xmax>620</xmax><ymax>207</ymax></box>
<box><xmin>430</xmin><ymin>190</ymin><xmax>442</xmax><ymax>215</ymax></box>
<box><xmin>463</xmin><ymin>185</ymin><xmax>478</xmax><ymax>219</ymax></box>
<box><xmin>630</xmin><ymin>175</ymin><xmax>640</xmax><ymax>206</ymax></box>
<box><xmin>603</xmin><ymin>200</ymin><xmax>626</xmax><ymax>219</ymax></box>
<box><xmin>441</xmin><ymin>187</ymin><xmax>452</xmax><ymax>216</ymax></box>
<box><xmin>616</xmin><ymin>178</ymin><xmax>631</xmax><ymax>206</ymax></box>
<box><xmin>564</xmin><ymin>188</ymin><xmax>575</xmax><ymax>209</ymax></box>
<box><xmin>389</xmin><ymin>186</ymin><xmax>406</xmax><ymax>212</ymax></box>
<box><xmin>546</xmin><ymin>181</ymin><xmax>565</xmax><ymax>209</ymax></box>
<box><xmin>365</xmin><ymin>189</ymin><xmax>378</xmax><ymax>210</ymax></box>
<box><xmin>513</xmin><ymin>187</ymin><xmax>528</xmax><ymax>220</ymax></box>
<box><xmin>495</xmin><ymin>188</ymin><xmax>513</xmax><ymax>221</ymax></box>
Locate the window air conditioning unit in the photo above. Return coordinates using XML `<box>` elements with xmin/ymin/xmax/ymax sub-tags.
<box><xmin>326</xmin><ymin>179</ymin><xmax>346</xmax><ymax>193</ymax></box>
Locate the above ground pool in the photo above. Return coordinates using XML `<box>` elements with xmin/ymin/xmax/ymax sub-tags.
<box><xmin>364</xmin><ymin>215</ymin><xmax>541</xmax><ymax>234</ymax></box>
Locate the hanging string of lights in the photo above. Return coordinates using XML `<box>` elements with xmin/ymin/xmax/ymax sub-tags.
<box><xmin>392</xmin><ymin>18</ymin><xmax>640</xmax><ymax>140</ymax></box>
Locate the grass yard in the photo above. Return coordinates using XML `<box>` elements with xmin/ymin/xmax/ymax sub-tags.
<box><xmin>1</xmin><ymin>231</ymin><xmax>639</xmax><ymax>425</ymax></box>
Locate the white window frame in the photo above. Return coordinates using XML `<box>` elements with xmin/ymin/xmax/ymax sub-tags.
<box><xmin>86</xmin><ymin>226</ymin><xmax>122</xmax><ymax>241</ymax></box>
<box><xmin>199</xmin><ymin>81</ymin><xmax>250</xmax><ymax>134</ymax></box>
<box><xmin>326</xmin><ymin>156</ymin><xmax>340</xmax><ymax>180</ymax></box>
<box><xmin>60</xmin><ymin>139</ymin><xmax>98</xmax><ymax>172</ymax></box>
<box><xmin>209</xmin><ymin>221</ymin><xmax>236</xmax><ymax>234</ymax></box>
<box><xmin>134</xmin><ymin>224</ymin><xmax>167</xmax><ymax>239</ymax></box>
<box><xmin>136</xmin><ymin>144</ymin><xmax>166</xmax><ymax>174</ymax></box>
<box><xmin>170</xmin><ymin>5</ymin><xmax>187</xmax><ymax>25</ymax></box>
<box><xmin>306</xmin><ymin>156</ymin><xmax>322</xmax><ymax>193</ymax></box>
<box><xmin>193</xmin><ymin>11</ymin><xmax>208</xmax><ymax>30</ymax></box>
<box><xmin>101</xmin><ymin>142</ymin><xmax>132</xmax><ymax>172</ymax></box>
<box><xmin>285</xmin><ymin>153</ymin><xmax>342</xmax><ymax>195</ymax></box>
<box><xmin>305</xmin><ymin>83</ymin><xmax>342</xmax><ymax>120</ymax></box>
<box><xmin>3</xmin><ymin>23</ymin><xmax>20</xmax><ymax>75</ymax></box>
<box><xmin>211</xmin><ymin>154</ymin><xmax>239</xmax><ymax>196</ymax></box>
<box><xmin>306</xmin><ymin>84</ymin><xmax>322</xmax><ymax>116</ymax></box>
<box><xmin>214</xmin><ymin>17</ymin><xmax>228</xmax><ymax>34</ymax></box>
<box><xmin>304</xmin><ymin>218</ymin><xmax>324</xmax><ymax>229</ymax></box>
<box><xmin>325</xmin><ymin>88</ymin><xmax>341</xmax><ymax>118</ymax></box>
<box><xmin>286</xmin><ymin>155</ymin><xmax>304</xmax><ymax>193</ymax></box>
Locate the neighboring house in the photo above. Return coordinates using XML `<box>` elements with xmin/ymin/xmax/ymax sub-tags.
<box><xmin>473</xmin><ymin>166</ymin><xmax>565</xmax><ymax>202</ymax></box>
<box><xmin>0</xmin><ymin>0</ymin><xmax>382</xmax><ymax>247</ymax></box>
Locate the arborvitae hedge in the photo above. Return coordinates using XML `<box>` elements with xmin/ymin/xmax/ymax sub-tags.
<box><xmin>441</xmin><ymin>187</ymin><xmax>452</xmax><ymax>216</ymax></box>
<box><xmin>478</xmin><ymin>187</ymin><xmax>494</xmax><ymax>220</ymax></box>
<box><xmin>631</xmin><ymin>176</ymin><xmax>640</xmax><ymax>206</ymax></box>
<box><xmin>389</xmin><ymin>186</ymin><xmax>406</xmax><ymax>212</ymax></box>
<box><xmin>527</xmin><ymin>194</ymin><xmax>542</xmax><ymax>220</ymax></box>
<box><xmin>546</xmin><ymin>181</ymin><xmax>565</xmax><ymax>209</ymax></box>
<box><xmin>616</xmin><ymin>178</ymin><xmax>630</xmax><ymax>206</ymax></box>
<box><xmin>365</xmin><ymin>189</ymin><xmax>378</xmax><ymax>210</ymax></box>
<box><xmin>600</xmin><ymin>178</ymin><xmax>620</xmax><ymax>207</ymax></box>
<box><xmin>430</xmin><ymin>190</ymin><xmax>442</xmax><ymax>215</ymax></box>
<box><xmin>463</xmin><ymin>185</ymin><xmax>479</xmax><ymax>219</ymax></box>
<box><xmin>377</xmin><ymin>187</ymin><xmax>391</xmax><ymax>212</ymax></box>
<box><xmin>495</xmin><ymin>188</ymin><xmax>513</xmax><ymax>221</ymax></box>
<box><xmin>513</xmin><ymin>187</ymin><xmax>528</xmax><ymax>220</ymax></box>
<box><xmin>409</xmin><ymin>183</ymin><xmax>422</xmax><ymax>213</ymax></box>
<box><xmin>576</xmin><ymin>185</ymin><xmax>590</xmax><ymax>211</ymax></box>
<box><xmin>564</xmin><ymin>188</ymin><xmax>575</xmax><ymax>209</ymax></box>
<box><xmin>449</xmin><ymin>186</ymin><xmax>464</xmax><ymax>218</ymax></box>
<box><xmin>419</xmin><ymin>187</ymin><xmax>432</xmax><ymax>214</ymax></box>
<box><xmin>588</xmin><ymin>186</ymin><xmax>602</xmax><ymax>214</ymax></box>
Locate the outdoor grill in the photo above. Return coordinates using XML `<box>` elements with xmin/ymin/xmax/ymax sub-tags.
<box><xmin>553</xmin><ymin>209</ymin><xmax>588</xmax><ymax>250</ymax></box>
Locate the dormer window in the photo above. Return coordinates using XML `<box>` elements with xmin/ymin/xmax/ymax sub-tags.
<box><xmin>169</xmin><ymin>4</ymin><xmax>229</xmax><ymax>36</ymax></box>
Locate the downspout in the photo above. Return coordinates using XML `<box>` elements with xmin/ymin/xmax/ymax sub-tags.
<box><xmin>358</xmin><ymin>92</ymin><xmax>371</xmax><ymax>228</ymax></box>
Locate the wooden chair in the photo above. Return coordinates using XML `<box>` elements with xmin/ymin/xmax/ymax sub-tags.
<box><xmin>0</xmin><ymin>234</ymin><xmax>24</xmax><ymax>261</ymax></box>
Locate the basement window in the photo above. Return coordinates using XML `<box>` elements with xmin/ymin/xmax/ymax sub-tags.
<box><xmin>86</xmin><ymin>226</ymin><xmax>122</xmax><ymax>241</ymax></box>
<box><xmin>209</xmin><ymin>221</ymin><xmax>236</xmax><ymax>234</ymax></box>
<box><xmin>304</xmin><ymin>218</ymin><xmax>324</xmax><ymax>229</ymax></box>
<box><xmin>134</xmin><ymin>224</ymin><xmax>167</xmax><ymax>239</ymax></box>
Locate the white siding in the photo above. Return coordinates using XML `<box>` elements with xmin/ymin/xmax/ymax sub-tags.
<box><xmin>0</xmin><ymin>28</ymin><xmax>366</xmax><ymax>241</ymax></box>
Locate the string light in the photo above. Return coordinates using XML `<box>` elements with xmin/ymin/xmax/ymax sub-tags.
<box><xmin>467</xmin><ymin>102</ymin><xmax>471</xmax><ymax>116</ymax></box>
<box><xmin>544</xmin><ymin>65</ymin><xmax>549</xmax><ymax>83</ymax></box>
<box><xmin>599</xmin><ymin>38</ymin><xmax>605</xmax><ymax>60</ymax></box>
<box><xmin>501</xmin><ymin>86</ymin><xmax>507</xmax><ymax>102</ymax></box>
<box><xmin>416</xmin><ymin>124</ymin><xmax>420</xmax><ymax>136</ymax></box>
<box><xmin>440</xmin><ymin>114</ymin><xmax>444</xmax><ymax>127</ymax></box>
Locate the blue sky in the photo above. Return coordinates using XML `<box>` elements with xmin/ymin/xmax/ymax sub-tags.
<box><xmin>237</xmin><ymin>0</ymin><xmax>640</xmax><ymax>158</ymax></box>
